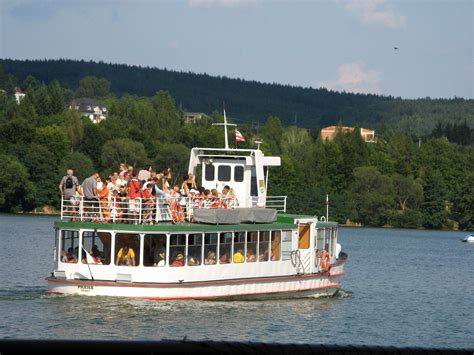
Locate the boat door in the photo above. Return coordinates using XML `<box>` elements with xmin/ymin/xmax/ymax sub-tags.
<box><xmin>296</xmin><ymin>223</ymin><xmax>313</xmax><ymax>274</ymax></box>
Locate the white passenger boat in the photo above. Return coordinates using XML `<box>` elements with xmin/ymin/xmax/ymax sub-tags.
<box><xmin>462</xmin><ymin>234</ymin><xmax>474</xmax><ymax>243</ymax></box>
<box><xmin>47</xmin><ymin>124</ymin><xmax>348</xmax><ymax>300</ymax></box>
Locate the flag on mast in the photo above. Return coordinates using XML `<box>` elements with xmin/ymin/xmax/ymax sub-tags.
<box><xmin>235</xmin><ymin>129</ymin><xmax>245</xmax><ymax>142</ymax></box>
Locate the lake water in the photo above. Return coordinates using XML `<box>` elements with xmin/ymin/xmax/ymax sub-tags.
<box><xmin>0</xmin><ymin>214</ymin><xmax>472</xmax><ymax>349</ymax></box>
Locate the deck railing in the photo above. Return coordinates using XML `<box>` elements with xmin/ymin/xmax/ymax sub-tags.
<box><xmin>60</xmin><ymin>195</ymin><xmax>287</xmax><ymax>224</ymax></box>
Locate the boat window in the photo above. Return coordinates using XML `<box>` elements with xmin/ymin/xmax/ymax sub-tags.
<box><xmin>205</xmin><ymin>164</ymin><xmax>215</xmax><ymax>181</ymax></box>
<box><xmin>233</xmin><ymin>232</ymin><xmax>245</xmax><ymax>263</ymax></box>
<box><xmin>250</xmin><ymin>167</ymin><xmax>257</xmax><ymax>196</ymax></box>
<box><xmin>82</xmin><ymin>231</ymin><xmax>111</xmax><ymax>265</ymax></box>
<box><xmin>144</xmin><ymin>234</ymin><xmax>167</xmax><ymax>267</ymax></box>
<box><xmin>316</xmin><ymin>228</ymin><xmax>325</xmax><ymax>251</ymax></box>
<box><xmin>60</xmin><ymin>230</ymin><xmax>79</xmax><ymax>264</ymax></box>
<box><xmin>169</xmin><ymin>234</ymin><xmax>186</xmax><ymax>267</ymax></box>
<box><xmin>115</xmin><ymin>233</ymin><xmax>140</xmax><ymax>266</ymax></box>
<box><xmin>298</xmin><ymin>223</ymin><xmax>310</xmax><ymax>249</ymax></box>
<box><xmin>219</xmin><ymin>232</ymin><xmax>232</xmax><ymax>264</ymax></box>
<box><xmin>218</xmin><ymin>165</ymin><xmax>231</xmax><ymax>182</ymax></box>
<box><xmin>271</xmin><ymin>231</ymin><xmax>281</xmax><ymax>261</ymax></box>
<box><xmin>258</xmin><ymin>231</ymin><xmax>270</xmax><ymax>262</ymax></box>
<box><xmin>204</xmin><ymin>233</ymin><xmax>218</xmax><ymax>265</ymax></box>
<box><xmin>246</xmin><ymin>231</ymin><xmax>258</xmax><ymax>262</ymax></box>
<box><xmin>187</xmin><ymin>233</ymin><xmax>202</xmax><ymax>266</ymax></box>
<box><xmin>234</xmin><ymin>166</ymin><xmax>244</xmax><ymax>182</ymax></box>
<box><xmin>281</xmin><ymin>230</ymin><xmax>293</xmax><ymax>261</ymax></box>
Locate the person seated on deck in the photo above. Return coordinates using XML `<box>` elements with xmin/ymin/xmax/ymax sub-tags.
<box><xmin>153</xmin><ymin>247</ymin><xmax>166</xmax><ymax>266</ymax></box>
<box><xmin>91</xmin><ymin>244</ymin><xmax>103</xmax><ymax>264</ymax></box>
<box><xmin>171</xmin><ymin>253</ymin><xmax>185</xmax><ymax>267</ymax></box>
<box><xmin>246</xmin><ymin>248</ymin><xmax>256</xmax><ymax>262</ymax></box>
<box><xmin>187</xmin><ymin>254</ymin><xmax>200</xmax><ymax>266</ymax></box>
<box><xmin>116</xmin><ymin>245</ymin><xmax>136</xmax><ymax>266</ymax></box>
<box><xmin>219</xmin><ymin>250</ymin><xmax>231</xmax><ymax>264</ymax></box>
<box><xmin>210</xmin><ymin>189</ymin><xmax>220</xmax><ymax>208</ymax></box>
<box><xmin>205</xmin><ymin>251</ymin><xmax>217</xmax><ymax>265</ymax></box>
<box><xmin>233</xmin><ymin>248</ymin><xmax>245</xmax><ymax>263</ymax></box>
<box><xmin>61</xmin><ymin>249</ymin><xmax>77</xmax><ymax>263</ymax></box>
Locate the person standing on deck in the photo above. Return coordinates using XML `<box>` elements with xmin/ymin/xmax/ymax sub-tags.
<box><xmin>59</xmin><ymin>169</ymin><xmax>79</xmax><ymax>219</ymax></box>
<box><xmin>82</xmin><ymin>172</ymin><xmax>100</xmax><ymax>222</ymax></box>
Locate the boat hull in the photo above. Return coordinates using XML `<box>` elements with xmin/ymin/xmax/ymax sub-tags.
<box><xmin>47</xmin><ymin>270</ymin><xmax>344</xmax><ymax>300</ymax></box>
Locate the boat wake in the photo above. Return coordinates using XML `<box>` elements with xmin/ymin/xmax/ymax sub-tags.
<box><xmin>0</xmin><ymin>286</ymin><xmax>46</xmax><ymax>301</ymax></box>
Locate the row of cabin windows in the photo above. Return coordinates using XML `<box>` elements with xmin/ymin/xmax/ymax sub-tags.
<box><xmin>205</xmin><ymin>165</ymin><xmax>244</xmax><ymax>183</ymax></box>
<box><xmin>59</xmin><ymin>230</ymin><xmax>293</xmax><ymax>267</ymax></box>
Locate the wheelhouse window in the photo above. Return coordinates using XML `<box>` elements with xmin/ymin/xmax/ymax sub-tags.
<box><xmin>281</xmin><ymin>230</ymin><xmax>293</xmax><ymax>261</ymax></box>
<box><xmin>170</xmin><ymin>234</ymin><xmax>186</xmax><ymax>267</ymax></box>
<box><xmin>217</xmin><ymin>165</ymin><xmax>231</xmax><ymax>182</ymax></box>
<box><xmin>115</xmin><ymin>233</ymin><xmax>140</xmax><ymax>266</ymax></box>
<box><xmin>316</xmin><ymin>228</ymin><xmax>325</xmax><ymax>251</ymax></box>
<box><xmin>271</xmin><ymin>231</ymin><xmax>281</xmax><ymax>261</ymax></box>
<box><xmin>187</xmin><ymin>233</ymin><xmax>202</xmax><ymax>266</ymax></box>
<box><xmin>233</xmin><ymin>232</ymin><xmax>245</xmax><ymax>263</ymax></box>
<box><xmin>259</xmin><ymin>231</ymin><xmax>270</xmax><ymax>261</ymax></box>
<box><xmin>219</xmin><ymin>232</ymin><xmax>232</xmax><ymax>264</ymax></box>
<box><xmin>82</xmin><ymin>231</ymin><xmax>111</xmax><ymax>265</ymax></box>
<box><xmin>60</xmin><ymin>230</ymin><xmax>79</xmax><ymax>264</ymax></box>
<box><xmin>234</xmin><ymin>166</ymin><xmax>244</xmax><ymax>182</ymax></box>
<box><xmin>144</xmin><ymin>234</ymin><xmax>167</xmax><ymax>267</ymax></box>
<box><xmin>205</xmin><ymin>164</ymin><xmax>215</xmax><ymax>181</ymax></box>
<box><xmin>204</xmin><ymin>233</ymin><xmax>218</xmax><ymax>265</ymax></box>
<box><xmin>246</xmin><ymin>231</ymin><xmax>257</xmax><ymax>262</ymax></box>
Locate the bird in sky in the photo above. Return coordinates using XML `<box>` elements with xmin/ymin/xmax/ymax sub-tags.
<box><xmin>394</xmin><ymin>47</ymin><xmax>399</xmax><ymax>50</ymax></box>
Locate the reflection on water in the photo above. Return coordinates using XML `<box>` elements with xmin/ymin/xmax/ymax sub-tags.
<box><xmin>0</xmin><ymin>215</ymin><xmax>473</xmax><ymax>349</ymax></box>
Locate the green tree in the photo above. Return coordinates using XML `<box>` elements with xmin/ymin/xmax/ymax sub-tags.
<box><xmin>262</xmin><ymin>116</ymin><xmax>283</xmax><ymax>155</ymax></box>
<box><xmin>348</xmin><ymin>166</ymin><xmax>395</xmax><ymax>226</ymax></box>
<box><xmin>421</xmin><ymin>168</ymin><xmax>447</xmax><ymax>229</ymax></box>
<box><xmin>0</xmin><ymin>154</ymin><xmax>35</xmax><ymax>212</ymax></box>
<box><xmin>151</xmin><ymin>91</ymin><xmax>181</xmax><ymax>142</ymax></box>
<box><xmin>101</xmin><ymin>138</ymin><xmax>148</xmax><ymax>170</ymax></box>
<box><xmin>48</xmin><ymin>80</ymin><xmax>65</xmax><ymax>114</ymax></box>
<box><xmin>451</xmin><ymin>172</ymin><xmax>474</xmax><ymax>230</ymax></box>
<box><xmin>391</xmin><ymin>174</ymin><xmax>424</xmax><ymax>228</ymax></box>
<box><xmin>59</xmin><ymin>151</ymin><xmax>95</xmax><ymax>183</ymax></box>
<box><xmin>66</xmin><ymin>108</ymin><xmax>84</xmax><ymax>152</ymax></box>
<box><xmin>35</xmin><ymin>125</ymin><xmax>70</xmax><ymax>162</ymax></box>
<box><xmin>75</xmin><ymin>76</ymin><xmax>110</xmax><ymax>98</ymax></box>
<box><xmin>24</xmin><ymin>144</ymin><xmax>59</xmax><ymax>207</ymax></box>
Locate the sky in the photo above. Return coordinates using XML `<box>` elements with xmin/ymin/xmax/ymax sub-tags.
<box><xmin>0</xmin><ymin>0</ymin><xmax>472</xmax><ymax>99</ymax></box>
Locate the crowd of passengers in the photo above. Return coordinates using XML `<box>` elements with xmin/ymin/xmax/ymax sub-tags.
<box><xmin>60</xmin><ymin>233</ymin><xmax>281</xmax><ymax>267</ymax></box>
<box><xmin>59</xmin><ymin>164</ymin><xmax>238</xmax><ymax>223</ymax></box>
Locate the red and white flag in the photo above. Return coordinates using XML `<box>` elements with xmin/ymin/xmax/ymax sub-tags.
<box><xmin>235</xmin><ymin>130</ymin><xmax>245</xmax><ymax>142</ymax></box>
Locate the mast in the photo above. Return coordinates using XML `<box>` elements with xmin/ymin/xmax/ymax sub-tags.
<box><xmin>212</xmin><ymin>108</ymin><xmax>236</xmax><ymax>149</ymax></box>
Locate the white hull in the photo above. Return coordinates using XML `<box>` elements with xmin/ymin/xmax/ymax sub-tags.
<box><xmin>462</xmin><ymin>235</ymin><xmax>474</xmax><ymax>243</ymax></box>
<box><xmin>47</xmin><ymin>272</ymin><xmax>343</xmax><ymax>300</ymax></box>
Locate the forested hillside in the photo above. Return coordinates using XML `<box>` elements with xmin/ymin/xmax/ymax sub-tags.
<box><xmin>0</xmin><ymin>63</ymin><xmax>473</xmax><ymax>230</ymax></box>
<box><xmin>1</xmin><ymin>58</ymin><xmax>473</xmax><ymax>137</ymax></box>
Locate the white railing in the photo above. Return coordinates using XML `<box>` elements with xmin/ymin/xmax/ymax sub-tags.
<box><xmin>61</xmin><ymin>195</ymin><xmax>287</xmax><ymax>224</ymax></box>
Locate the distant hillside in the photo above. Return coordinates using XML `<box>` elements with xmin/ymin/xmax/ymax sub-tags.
<box><xmin>1</xmin><ymin>58</ymin><xmax>473</xmax><ymax>135</ymax></box>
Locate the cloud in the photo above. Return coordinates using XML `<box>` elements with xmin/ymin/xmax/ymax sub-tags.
<box><xmin>188</xmin><ymin>0</ymin><xmax>256</xmax><ymax>8</ymax></box>
<box><xmin>343</xmin><ymin>0</ymin><xmax>406</xmax><ymax>29</ymax></box>
<box><xmin>320</xmin><ymin>61</ymin><xmax>382</xmax><ymax>95</ymax></box>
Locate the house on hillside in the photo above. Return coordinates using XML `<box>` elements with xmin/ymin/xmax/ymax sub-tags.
<box><xmin>69</xmin><ymin>97</ymin><xmax>108</xmax><ymax>124</ymax></box>
<box><xmin>14</xmin><ymin>87</ymin><xmax>25</xmax><ymax>104</ymax></box>
<box><xmin>321</xmin><ymin>126</ymin><xmax>376</xmax><ymax>143</ymax></box>
<box><xmin>183</xmin><ymin>112</ymin><xmax>209</xmax><ymax>124</ymax></box>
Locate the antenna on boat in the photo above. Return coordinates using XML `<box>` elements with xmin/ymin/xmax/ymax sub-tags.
<box><xmin>212</xmin><ymin>105</ymin><xmax>236</xmax><ymax>149</ymax></box>
<box><xmin>326</xmin><ymin>194</ymin><xmax>329</xmax><ymax>221</ymax></box>
<box><xmin>254</xmin><ymin>140</ymin><xmax>262</xmax><ymax>150</ymax></box>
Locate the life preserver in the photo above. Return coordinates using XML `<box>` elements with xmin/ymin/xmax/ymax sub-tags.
<box><xmin>321</xmin><ymin>250</ymin><xmax>331</xmax><ymax>272</ymax></box>
<box><xmin>170</xmin><ymin>200</ymin><xmax>184</xmax><ymax>223</ymax></box>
